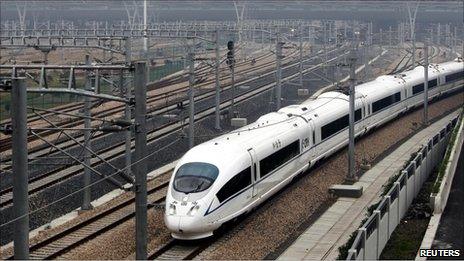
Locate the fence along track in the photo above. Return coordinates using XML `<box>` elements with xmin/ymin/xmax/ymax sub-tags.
<box><xmin>346</xmin><ymin>113</ymin><xmax>461</xmax><ymax>260</ymax></box>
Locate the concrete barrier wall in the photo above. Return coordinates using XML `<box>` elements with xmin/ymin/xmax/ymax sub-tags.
<box><xmin>346</xmin><ymin>114</ymin><xmax>460</xmax><ymax>260</ymax></box>
<box><xmin>431</xmin><ymin>117</ymin><xmax>464</xmax><ymax>214</ymax></box>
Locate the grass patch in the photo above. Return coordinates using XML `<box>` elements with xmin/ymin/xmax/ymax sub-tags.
<box><xmin>379</xmin><ymin>168</ymin><xmax>437</xmax><ymax>259</ymax></box>
<box><xmin>432</xmin><ymin>113</ymin><xmax>463</xmax><ymax>193</ymax></box>
<box><xmin>380</xmin><ymin>218</ymin><xmax>430</xmax><ymax>259</ymax></box>
<box><xmin>149</xmin><ymin>60</ymin><xmax>183</xmax><ymax>82</ymax></box>
<box><xmin>337</xmin><ymin>148</ymin><xmax>424</xmax><ymax>260</ymax></box>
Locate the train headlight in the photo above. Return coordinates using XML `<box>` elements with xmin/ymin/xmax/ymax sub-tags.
<box><xmin>168</xmin><ymin>204</ymin><xmax>176</xmax><ymax>215</ymax></box>
<box><xmin>187</xmin><ymin>205</ymin><xmax>200</xmax><ymax>216</ymax></box>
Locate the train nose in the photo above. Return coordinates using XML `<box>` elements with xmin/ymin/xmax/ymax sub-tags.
<box><xmin>164</xmin><ymin>215</ymin><xmax>181</xmax><ymax>232</ymax></box>
<box><xmin>167</xmin><ymin>215</ymin><xmax>216</xmax><ymax>240</ymax></box>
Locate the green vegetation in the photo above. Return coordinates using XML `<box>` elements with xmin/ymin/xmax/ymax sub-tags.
<box><xmin>381</xmin><ymin>149</ymin><xmax>421</xmax><ymax>196</ymax></box>
<box><xmin>337</xmin><ymin>229</ymin><xmax>359</xmax><ymax>260</ymax></box>
<box><xmin>380</xmin><ymin>218</ymin><xmax>430</xmax><ymax>259</ymax></box>
<box><xmin>432</xmin><ymin>113</ymin><xmax>463</xmax><ymax>193</ymax></box>
<box><xmin>0</xmin><ymin>72</ymin><xmax>114</xmax><ymax>122</ymax></box>
<box><xmin>379</xmin><ymin>169</ymin><xmax>437</xmax><ymax>259</ymax></box>
<box><xmin>149</xmin><ymin>60</ymin><xmax>184</xmax><ymax>82</ymax></box>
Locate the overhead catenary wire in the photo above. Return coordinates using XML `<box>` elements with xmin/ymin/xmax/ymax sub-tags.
<box><xmin>0</xmin><ymin>136</ymin><xmax>181</xmax><ymax>229</ymax></box>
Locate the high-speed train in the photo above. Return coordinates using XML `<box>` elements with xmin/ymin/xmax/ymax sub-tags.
<box><xmin>164</xmin><ymin>58</ymin><xmax>463</xmax><ymax>240</ymax></box>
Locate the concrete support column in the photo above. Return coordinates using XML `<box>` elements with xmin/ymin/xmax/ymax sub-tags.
<box><xmin>134</xmin><ymin>62</ymin><xmax>148</xmax><ymax>260</ymax></box>
<box><xmin>12</xmin><ymin>77</ymin><xmax>29</xmax><ymax>260</ymax></box>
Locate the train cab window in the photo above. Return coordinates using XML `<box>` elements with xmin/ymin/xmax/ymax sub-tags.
<box><xmin>216</xmin><ymin>167</ymin><xmax>251</xmax><ymax>203</ymax></box>
<box><xmin>260</xmin><ymin>140</ymin><xmax>300</xmax><ymax>177</ymax></box>
<box><xmin>173</xmin><ymin>162</ymin><xmax>219</xmax><ymax>194</ymax></box>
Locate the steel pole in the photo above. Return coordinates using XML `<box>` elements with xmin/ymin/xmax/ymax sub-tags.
<box><xmin>188</xmin><ymin>52</ymin><xmax>195</xmax><ymax>148</ymax></box>
<box><xmin>12</xmin><ymin>77</ymin><xmax>29</xmax><ymax>260</ymax></box>
<box><xmin>437</xmin><ymin>23</ymin><xmax>441</xmax><ymax>45</ymax></box>
<box><xmin>82</xmin><ymin>54</ymin><xmax>93</xmax><ymax>210</ymax></box>
<box><xmin>214</xmin><ymin>30</ymin><xmax>221</xmax><ymax>130</ymax></box>
<box><xmin>275</xmin><ymin>33</ymin><xmax>282</xmax><ymax>110</ymax></box>
<box><xmin>230</xmin><ymin>60</ymin><xmax>236</xmax><ymax>116</ymax></box>
<box><xmin>364</xmin><ymin>45</ymin><xmax>369</xmax><ymax>81</ymax></box>
<box><xmin>299</xmin><ymin>27</ymin><xmax>303</xmax><ymax>88</ymax></box>
<box><xmin>121</xmin><ymin>70</ymin><xmax>131</xmax><ymax>177</ymax></box>
<box><xmin>125</xmin><ymin>37</ymin><xmax>132</xmax><ymax>64</ymax></box>
<box><xmin>347</xmin><ymin>53</ymin><xmax>357</xmax><ymax>183</ymax></box>
<box><xmin>143</xmin><ymin>0</ymin><xmax>148</xmax><ymax>53</ymax></box>
<box><xmin>412</xmin><ymin>38</ymin><xmax>416</xmax><ymax>69</ymax></box>
<box><xmin>134</xmin><ymin>62</ymin><xmax>148</xmax><ymax>260</ymax></box>
<box><xmin>389</xmin><ymin>26</ymin><xmax>392</xmax><ymax>46</ymax></box>
<box><xmin>423</xmin><ymin>42</ymin><xmax>429</xmax><ymax>126</ymax></box>
<box><xmin>379</xmin><ymin>28</ymin><xmax>383</xmax><ymax>46</ymax></box>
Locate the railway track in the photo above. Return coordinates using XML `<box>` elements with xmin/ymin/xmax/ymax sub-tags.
<box><xmin>148</xmin><ymin>239</ymin><xmax>208</xmax><ymax>260</ymax></box>
<box><xmin>0</xmin><ymin>44</ymin><xmax>265</xmax><ymax>152</ymax></box>
<box><xmin>0</xmin><ymin>45</ymin><xmax>299</xmax><ymax>161</ymax></box>
<box><xmin>0</xmin><ymin>47</ymin><xmax>347</xmax><ymax>209</ymax></box>
<box><xmin>389</xmin><ymin>45</ymin><xmax>440</xmax><ymax>75</ymax></box>
<box><xmin>0</xmin><ymin>45</ymin><xmax>305</xmax><ymax>170</ymax></box>
<box><xmin>3</xmin><ymin>177</ymin><xmax>170</xmax><ymax>260</ymax></box>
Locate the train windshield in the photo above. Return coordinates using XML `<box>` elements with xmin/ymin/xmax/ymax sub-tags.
<box><xmin>173</xmin><ymin>162</ymin><xmax>219</xmax><ymax>194</ymax></box>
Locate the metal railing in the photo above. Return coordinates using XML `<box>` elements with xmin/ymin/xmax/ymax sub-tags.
<box><xmin>346</xmin><ymin>114</ymin><xmax>461</xmax><ymax>260</ymax></box>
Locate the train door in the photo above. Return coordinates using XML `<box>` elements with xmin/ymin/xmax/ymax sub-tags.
<box><xmin>360</xmin><ymin>99</ymin><xmax>368</xmax><ymax>132</ymax></box>
<box><xmin>363</xmin><ymin>100</ymin><xmax>371</xmax><ymax>129</ymax></box>
<box><xmin>247</xmin><ymin>148</ymin><xmax>259</xmax><ymax>198</ymax></box>
<box><xmin>308</xmin><ymin>120</ymin><xmax>318</xmax><ymax>160</ymax></box>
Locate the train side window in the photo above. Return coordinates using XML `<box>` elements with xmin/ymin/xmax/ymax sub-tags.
<box><xmin>254</xmin><ymin>164</ymin><xmax>258</xmax><ymax>181</ymax></box>
<box><xmin>312</xmin><ymin>130</ymin><xmax>316</xmax><ymax>145</ymax></box>
<box><xmin>259</xmin><ymin>140</ymin><xmax>299</xmax><ymax>178</ymax></box>
<box><xmin>355</xmin><ymin>109</ymin><xmax>362</xmax><ymax>122</ymax></box>
<box><xmin>216</xmin><ymin>167</ymin><xmax>252</xmax><ymax>203</ymax></box>
<box><xmin>412</xmin><ymin>83</ymin><xmax>424</xmax><ymax>95</ymax></box>
<box><xmin>372</xmin><ymin>92</ymin><xmax>401</xmax><ymax>113</ymax></box>
<box><xmin>321</xmin><ymin>114</ymin><xmax>348</xmax><ymax>140</ymax></box>
<box><xmin>445</xmin><ymin>71</ymin><xmax>463</xmax><ymax>82</ymax></box>
<box><xmin>428</xmin><ymin>78</ymin><xmax>438</xmax><ymax>89</ymax></box>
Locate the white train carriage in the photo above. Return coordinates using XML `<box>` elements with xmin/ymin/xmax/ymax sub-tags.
<box><xmin>164</xmin><ymin>59</ymin><xmax>463</xmax><ymax>240</ymax></box>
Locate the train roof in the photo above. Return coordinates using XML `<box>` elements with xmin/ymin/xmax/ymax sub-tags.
<box><xmin>179</xmin><ymin>59</ymin><xmax>463</xmax><ymax>170</ymax></box>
